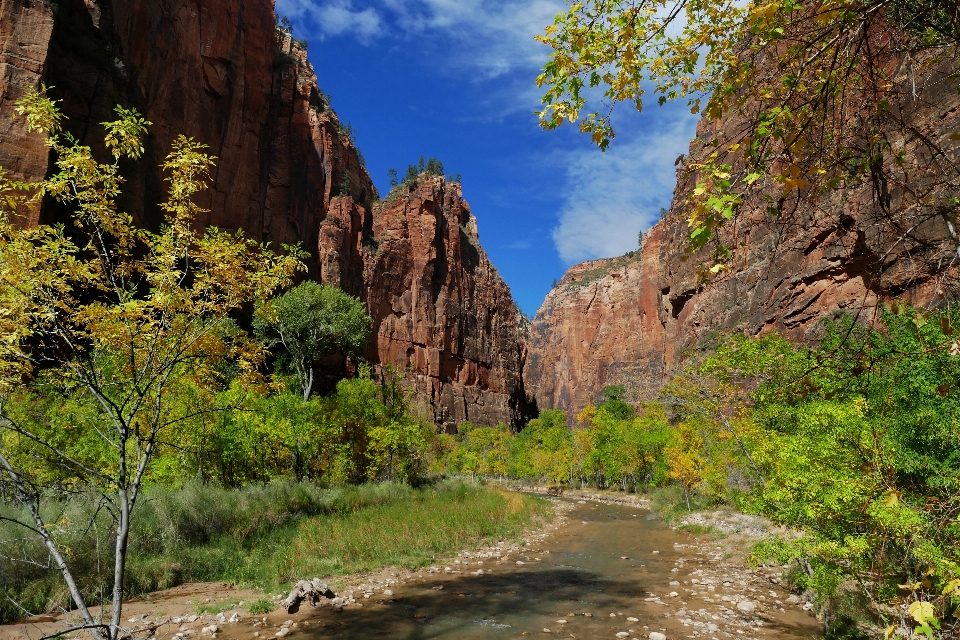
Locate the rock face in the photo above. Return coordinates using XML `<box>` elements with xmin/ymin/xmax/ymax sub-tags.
<box><xmin>319</xmin><ymin>179</ymin><xmax>529</xmax><ymax>429</ymax></box>
<box><xmin>0</xmin><ymin>0</ymin><xmax>54</xmax><ymax>227</ymax></box>
<box><xmin>1</xmin><ymin>0</ymin><xmax>527</xmax><ymax>428</ymax></box>
<box><xmin>526</xmin><ymin>55</ymin><xmax>960</xmax><ymax>420</ymax></box>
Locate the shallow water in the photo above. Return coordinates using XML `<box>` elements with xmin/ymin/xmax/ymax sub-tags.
<box><xmin>300</xmin><ymin>499</ymin><xmax>822</xmax><ymax>639</ymax></box>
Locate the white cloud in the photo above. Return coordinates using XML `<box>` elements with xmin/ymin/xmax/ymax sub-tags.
<box><xmin>277</xmin><ymin>1</ymin><xmax>563</xmax><ymax>76</ymax></box>
<box><xmin>551</xmin><ymin>108</ymin><xmax>699</xmax><ymax>265</ymax></box>
<box><xmin>276</xmin><ymin>0</ymin><xmax>382</xmax><ymax>41</ymax></box>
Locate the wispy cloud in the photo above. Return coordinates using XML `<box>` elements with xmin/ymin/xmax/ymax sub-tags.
<box><xmin>277</xmin><ymin>0</ymin><xmax>563</xmax><ymax>76</ymax></box>
<box><xmin>551</xmin><ymin>107</ymin><xmax>699</xmax><ymax>265</ymax></box>
<box><xmin>276</xmin><ymin>0</ymin><xmax>382</xmax><ymax>41</ymax></box>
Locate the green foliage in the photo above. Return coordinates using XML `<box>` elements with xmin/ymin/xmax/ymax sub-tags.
<box><xmin>437</xmin><ymin>403</ymin><xmax>672</xmax><ymax>492</ymax></box>
<box><xmin>0</xmin><ymin>90</ymin><xmax>303</xmax><ymax>639</ymax></box>
<box><xmin>0</xmin><ymin>480</ymin><xmax>543</xmax><ymax>623</ymax></box>
<box><xmin>697</xmin><ymin>305</ymin><xmax>960</xmax><ymax>637</ymax></box>
<box><xmin>253</xmin><ymin>281</ymin><xmax>372</xmax><ymax>400</ymax></box>
<box><xmin>389</xmin><ymin>156</ymin><xmax>449</xmax><ymax>194</ymax></box>
<box><xmin>246</xmin><ymin>600</ymin><xmax>274</xmax><ymax>615</ymax></box>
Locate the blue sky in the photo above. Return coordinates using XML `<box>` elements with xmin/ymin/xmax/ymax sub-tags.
<box><xmin>275</xmin><ymin>0</ymin><xmax>699</xmax><ymax>316</ymax></box>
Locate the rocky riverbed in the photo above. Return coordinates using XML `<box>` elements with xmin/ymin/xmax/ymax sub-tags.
<box><xmin>0</xmin><ymin>491</ymin><xmax>821</xmax><ymax>640</ymax></box>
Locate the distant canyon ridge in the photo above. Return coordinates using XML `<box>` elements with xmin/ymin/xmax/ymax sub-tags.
<box><xmin>2</xmin><ymin>0</ymin><xmax>958</xmax><ymax>427</ymax></box>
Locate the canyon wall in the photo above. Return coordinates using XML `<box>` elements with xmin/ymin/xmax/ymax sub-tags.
<box><xmin>320</xmin><ymin>179</ymin><xmax>529</xmax><ymax>429</ymax></box>
<box><xmin>0</xmin><ymin>0</ymin><xmax>527</xmax><ymax>428</ymax></box>
<box><xmin>526</xmin><ymin>56</ymin><xmax>960</xmax><ymax>420</ymax></box>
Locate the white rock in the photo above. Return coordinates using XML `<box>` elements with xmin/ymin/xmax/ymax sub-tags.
<box><xmin>383</xmin><ymin>590</ymin><xmax>393</xmax><ymax>596</ymax></box>
<box><xmin>556</xmin><ymin>619</ymin><xmax>567</xmax><ymax>624</ymax></box>
<box><xmin>785</xmin><ymin>595</ymin><xmax>801</xmax><ymax>604</ymax></box>
<box><xmin>736</xmin><ymin>601</ymin><xmax>756</xmax><ymax>614</ymax></box>
<box><xmin>616</xmin><ymin>633</ymin><xmax>630</xmax><ymax>638</ymax></box>
<box><xmin>649</xmin><ymin>633</ymin><xmax>667</xmax><ymax>640</ymax></box>
<box><xmin>706</xmin><ymin>623</ymin><xmax>718</xmax><ymax>632</ymax></box>
<box><xmin>627</xmin><ymin>617</ymin><xmax>639</xmax><ymax>622</ymax></box>
<box><xmin>669</xmin><ymin>581</ymin><xmax>680</xmax><ymax>586</ymax></box>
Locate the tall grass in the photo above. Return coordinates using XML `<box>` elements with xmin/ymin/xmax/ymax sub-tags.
<box><xmin>0</xmin><ymin>480</ymin><xmax>546</xmax><ymax>623</ymax></box>
<box><xmin>280</xmin><ymin>486</ymin><xmax>535</xmax><ymax>577</ymax></box>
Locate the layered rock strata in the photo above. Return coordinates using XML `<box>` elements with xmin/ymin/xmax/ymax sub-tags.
<box><xmin>0</xmin><ymin>0</ymin><xmax>527</xmax><ymax>428</ymax></box>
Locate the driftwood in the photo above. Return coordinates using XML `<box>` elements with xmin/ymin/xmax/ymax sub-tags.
<box><xmin>280</xmin><ymin>578</ymin><xmax>336</xmax><ymax>613</ymax></box>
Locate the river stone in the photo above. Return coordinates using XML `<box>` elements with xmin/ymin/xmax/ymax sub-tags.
<box><xmin>785</xmin><ymin>595</ymin><xmax>801</xmax><ymax>604</ymax></box>
<box><xmin>649</xmin><ymin>633</ymin><xmax>667</xmax><ymax>640</ymax></box>
<box><xmin>737</xmin><ymin>601</ymin><xmax>757</xmax><ymax>613</ymax></box>
<box><xmin>707</xmin><ymin>623</ymin><xmax>719</xmax><ymax>632</ymax></box>
<box><xmin>617</xmin><ymin>633</ymin><xmax>630</xmax><ymax>638</ymax></box>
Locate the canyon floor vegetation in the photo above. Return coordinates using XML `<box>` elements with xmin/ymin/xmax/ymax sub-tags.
<box><xmin>436</xmin><ymin>305</ymin><xmax>960</xmax><ymax>639</ymax></box>
<box><xmin>0</xmin><ymin>93</ymin><xmax>545</xmax><ymax>638</ymax></box>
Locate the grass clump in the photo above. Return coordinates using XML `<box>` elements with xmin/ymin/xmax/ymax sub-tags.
<box><xmin>648</xmin><ymin>485</ymin><xmax>720</xmax><ymax>523</ymax></box>
<box><xmin>246</xmin><ymin>599</ymin><xmax>275</xmax><ymax>615</ymax></box>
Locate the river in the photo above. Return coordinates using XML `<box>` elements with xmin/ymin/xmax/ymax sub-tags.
<box><xmin>295</xmin><ymin>497</ymin><xmax>823</xmax><ymax>639</ymax></box>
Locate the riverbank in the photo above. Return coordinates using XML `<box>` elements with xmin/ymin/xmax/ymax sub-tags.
<box><xmin>1</xmin><ymin>489</ymin><xmax>822</xmax><ymax>640</ymax></box>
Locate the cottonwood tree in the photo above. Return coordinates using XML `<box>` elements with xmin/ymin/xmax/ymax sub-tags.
<box><xmin>537</xmin><ymin>0</ymin><xmax>960</xmax><ymax>277</ymax></box>
<box><xmin>0</xmin><ymin>89</ymin><xmax>304</xmax><ymax>640</ymax></box>
<box><xmin>253</xmin><ymin>280</ymin><xmax>372</xmax><ymax>402</ymax></box>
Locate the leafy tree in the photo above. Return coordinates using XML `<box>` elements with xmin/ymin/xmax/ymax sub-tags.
<box><xmin>701</xmin><ymin>308</ymin><xmax>960</xmax><ymax>637</ymax></box>
<box><xmin>253</xmin><ymin>280</ymin><xmax>372</xmax><ymax>401</ymax></box>
<box><xmin>599</xmin><ymin>385</ymin><xmax>635</xmax><ymax>420</ymax></box>
<box><xmin>0</xmin><ymin>90</ymin><xmax>302</xmax><ymax>639</ymax></box>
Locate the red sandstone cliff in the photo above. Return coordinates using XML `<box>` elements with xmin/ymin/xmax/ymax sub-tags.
<box><xmin>320</xmin><ymin>178</ymin><xmax>529</xmax><ymax>429</ymax></box>
<box><xmin>0</xmin><ymin>0</ymin><xmax>527</xmax><ymax>428</ymax></box>
<box><xmin>526</xmin><ymin>52</ymin><xmax>960</xmax><ymax>419</ymax></box>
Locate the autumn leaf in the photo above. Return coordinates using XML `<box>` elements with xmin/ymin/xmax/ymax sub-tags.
<box><xmin>909</xmin><ymin>601</ymin><xmax>935</xmax><ymax>624</ymax></box>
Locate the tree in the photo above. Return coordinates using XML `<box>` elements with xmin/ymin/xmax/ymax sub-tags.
<box><xmin>536</xmin><ymin>0</ymin><xmax>960</xmax><ymax>272</ymax></box>
<box><xmin>253</xmin><ymin>280</ymin><xmax>372</xmax><ymax>401</ymax></box>
<box><xmin>599</xmin><ymin>385</ymin><xmax>635</xmax><ymax>420</ymax></box>
<box><xmin>0</xmin><ymin>89</ymin><xmax>303</xmax><ymax>640</ymax></box>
